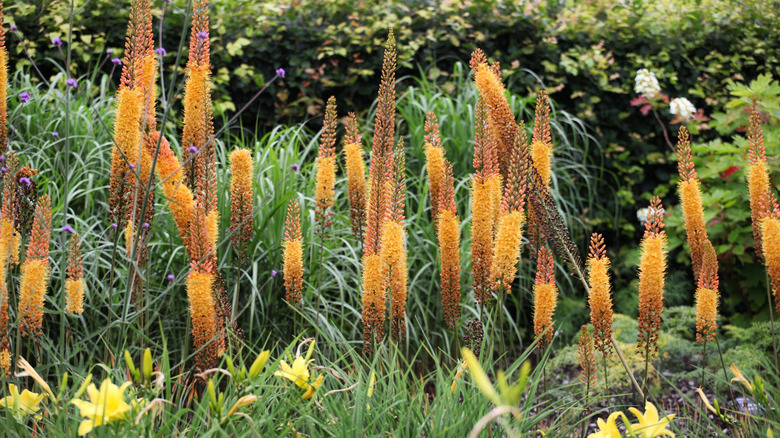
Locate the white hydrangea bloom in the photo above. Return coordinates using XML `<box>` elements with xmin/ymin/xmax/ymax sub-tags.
<box><xmin>669</xmin><ymin>97</ymin><xmax>696</xmax><ymax>120</ymax></box>
<box><xmin>634</xmin><ymin>69</ymin><xmax>660</xmax><ymax>99</ymax></box>
<box><xmin>636</xmin><ymin>208</ymin><xmax>649</xmax><ymax>224</ymax></box>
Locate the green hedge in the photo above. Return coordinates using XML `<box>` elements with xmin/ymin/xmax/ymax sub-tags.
<box><xmin>7</xmin><ymin>0</ymin><xmax>780</xmax><ymax>322</ymax></box>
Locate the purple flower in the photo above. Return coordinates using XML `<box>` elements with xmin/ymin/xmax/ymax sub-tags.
<box><xmin>111</xmin><ymin>58</ymin><xmax>122</xmax><ymax>65</ymax></box>
<box><xmin>143</xmin><ymin>222</ymin><xmax>150</xmax><ymax>229</ymax></box>
<box><xmin>52</xmin><ymin>132</ymin><xmax>59</xmax><ymax>138</ymax></box>
<box><xmin>0</xmin><ymin>156</ymin><xmax>5</xmax><ymax>163</ymax></box>
<box><xmin>197</xmin><ymin>31</ymin><xmax>208</xmax><ymax>39</ymax></box>
<box><xmin>52</xmin><ymin>37</ymin><xmax>63</xmax><ymax>47</ymax></box>
<box><xmin>290</xmin><ymin>163</ymin><xmax>300</xmax><ymax>173</ymax></box>
<box><xmin>62</xmin><ymin>225</ymin><xmax>75</xmax><ymax>233</ymax></box>
<box><xmin>19</xmin><ymin>92</ymin><xmax>30</xmax><ymax>103</ymax></box>
<box><xmin>128</xmin><ymin>163</ymin><xmax>136</xmax><ymax>169</ymax></box>
<box><xmin>9</xmin><ymin>25</ymin><xmax>17</xmax><ymax>32</ymax></box>
<box><xmin>167</xmin><ymin>274</ymin><xmax>175</xmax><ymax>282</ymax></box>
<box><xmin>66</xmin><ymin>78</ymin><xmax>78</xmax><ymax>88</ymax></box>
<box><xmin>106</xmin><ymin>48</ymin><xmax>113</xmax><ymax>56</ymax></box>
<box><xmin>271</xmin><ymin>270</ymin><xmax>278</xmax><ymax>277</ymax></box>
<box><xmin>276</xmin><ymin>68</ymin><xmax>285</xmax><ymax>78</ymax></box>
<box><xmin>111</xmin><ymin>223</ymin><xmax>118</xmax><ymax>229</ymax></box>
<box><xmin>188</xmin><ymin>145</ymin><xmax>198</xmax><ymax>154</ymax></box>
<box><xmin>155</xmin><ymin>47</ymin><xmax>167</xmax><ymax>56</ymax></box>
<box><xmin>1</xmin><ymin>168</ymin><xmax>7</xmax><ymax>174</ymax></box>
<box><xmin>19</xmin><ymin>177</ymin><xmax>31</xmax><ymax>187</ymax></box>
<box><xmin>162</xmin><ymin>0</ymin><xmax>172</xmax><ymax>3</ymax></box>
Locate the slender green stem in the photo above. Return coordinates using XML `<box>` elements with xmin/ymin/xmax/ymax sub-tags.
<box><xmin>497</xmin><ymin>286</ymin><xmax>506</xmax><ymax>368</ymax></box>
<box><xmin>643</xmin><ymin>340</ymin><xmax>650</xmax><ymax>405</ymax></box>
<box><xmin>701</xmin><ymin>340</ymin><xmax>707</xmax><ymax>387</ymax></box>
<box><xmin>715</xmin><ymin>336</ymin><xmax>736</xmax><ymax>401</ymax></box>
<box><xmin>602</xmin><ymin>353</ymin><xmax>608</xmax><ymax>393</ymax></box>
<box><xmin>765</xmin><ymin>272</ymin><xmax>779</xmax><ymax>369</ymax></box>
<box><xmin>581</xmin><ymin>377</ymin><xmax>590</xmax><ymax>438</ymax></box>
<box><xmin>316</xmin><ymin>228</ymin><xmax>325</xmax><ymax>328</ymax></box>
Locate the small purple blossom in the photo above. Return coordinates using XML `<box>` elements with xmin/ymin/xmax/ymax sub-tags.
<box><xmin>19</xmin><ymin>177</ymin><xmax>31</xmax><ymax>187</ymax></box>
<box><xmin>1</xmin><ymin>168</ymin><xmax>7</xmax><ymax>174</ymax></box>
<box><xmin>276</xmin><ymin>68</ymin><xmax>285</xmax><ymax>78</ymax></box>
<box><xmin>52</xmin><ymin>132</ymin><xmax>59</xmax><ymax>138</ymax></box>
<box><xmin>128</xmin><ymin>163</ymin><xmax>136</xmax><ymax>169</ymax></box>
<box><xmin>143</xmin><ymin>222</ymin><xmax>150</xmax><ymax>229</ymax></box>
<box><xmin>271</xmin><ymin>270</ymin><xmax>278</xmax><ymax>277</ymax></box>
<box><xmin>155</xmin><ymin>47</ymin><xmax>167</xmax><ymax>56</ymax></box>
<box><xmin>111</xmin><ymin>57</ymin><xmax>122</xmax><ymax>65</ymax></box>
<box><xmin>62</xmin><ymin>225</ymin><xmax>75</xmax><ymax>233</ymax></box>
<box><xmin>188</xmin><ymin>145</ymin><xmax>198</xmax><ymax>154</ymax></box>
<box><xmin>52</xmin><ymin>37</ymin><xmax>63</xmax><ymax>47</ymax></box>
<box><xmin>197</xmin><ymin>31</ymin><xmax>208</xmax><ymax>39</ymax></box>
<box><xmin>167</xmin><ymin>274</ymin><xmax>175</xmax><ymax>282</ymax></box>
<box><xmin>0</xmin><ymin>156</ymin><xmax>5</xmax><ymax>163</ymax></box>
<box><xmin>111</xmin><ymin>223</ymin><xmax>118</xmax><ymax>229</ymax></box>
<box><xmin>9</xmin><ymin>25</ymin><xmax>17</xmax><ymax>32</ymax></box>
<box><xmin>66</xmin><ymin>78</ymin><xmax>77</xmax><ymax>88</ymax></box>
<box><xmin>162</xmin><ymin>0</ymin><xmax>172</xmax><ymax>4</ymax></box>
<box><xmin>106</xmin><ymin>48</ymin><xmax>113</xmax><ymax>56</ymax></box>
<box><xmin>19</xmin><ymin>92</ymin><xmax>31</xmax><ymax>103</ymax></box>
<box><xmin>290</xmin><ymin>163</ymin><xmax>300</xmax><ymax>173</ymax></box>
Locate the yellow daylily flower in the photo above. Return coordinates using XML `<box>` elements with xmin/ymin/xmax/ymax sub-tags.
<box><xmin>274</xmin><ymin>355</ymin><xmax>324</xmax><ymax>400</ymax></box>
<box><xmin>0</xmin><ymin>384</ymin><xmax>44</xmax><ymax>419</ymax></box>
<box><xmin>729</xmin><ymin>364</ymin><xmax>754</xmax><ymax>393</ymax></box>
<box><xmin>71</xmin><ymin>378</ymin><xmax>134</xmax><ymax>435</ymax></box>
<box><xmin>628</xmin><ymin>402</ymin><xmax>675</xmax><ymax>438</ymax></box>
<box><xmin>587</xmin><ymin>411</ymin><xmax>623</xmax><ymax>438</ymax></box>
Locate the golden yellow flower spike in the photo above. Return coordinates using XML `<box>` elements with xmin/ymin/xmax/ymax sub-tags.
<box><xmin>380</xmin><ymin>220</ymin><xmax>408</xmax><ymax>342</ymax></box>
<box><xmin>533</xmin><ymin>246</ymin><xmax>557</xmax><ymax>350</ymax></box>
<box><xmin>18</xmin><ymin>194</ymin><xmax>51</xmax><ymax>338</ymax></box>
<box><xmin>636</xmin><ymin>197</ymin><xmax>668</xmax><ymax>360</ymax></box>
<box><xmin>587</xmin><ymin>233</ymin><xmax>614</xmax><ymax>356</ymax></box>
<box><xmin>65</xmin><ymin>233</ymin><xmax>86</xmax><ymax>314</ymax></box>
<box><xmin>283</xmin><ymin>199</ymin><xmax>304</xmax><ymax>309</ymax></box>
<box><xmin>676</xmin><ymin>126</ymin><xmax>709</xmax><ymax>279</ymax></box>
<box><xmin>343</xmin><ymin>112</ymin><xmax>367</xmax><ymax>242</ymax></box>
<box><xmin>0</xmin><ymin>3</ymin><xmax>7</xmax><ymax>154</ymax></box>
<box><xmin>229</xmin><ymin>148</ymin><xmax>254</xmax><ymax>260</ymax></box>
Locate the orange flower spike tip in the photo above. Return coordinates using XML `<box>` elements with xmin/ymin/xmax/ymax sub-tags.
<box><xmin>315</xmin><ymin>97</ymin><xmax>338</xmax><ymax>234</ymax></box>
<box><xmin>473</xmin><ymin>62</ymin><xmax>517</xmax><ymax>178</ymax></box>
<box><xmin>343</xmin><ymin>112</ymin><xmax>367</xmax><ymax>242</ymax></box>
<box><xmin>676</xmin><ymin>126</ymin><xmax>708</xmax><ymax>279</ymax></box>
<box><xmin>636</xmin><ymin>197</ymin><xmax>668</xmax><ymax>360</ymax></box>
<box><xmin>530</xmin><ymin>89</ymin><xmax>553</xmax><ymax>188</ymax></box>
<box><xmin>533</xmin><ymin>246</ymin><xmax>557</xmax><ymax>350</ymax></box>
<box><xmin>747</xmin><ymin>110</ymin><xmax>771</xmax><ymax>259</ymax></box>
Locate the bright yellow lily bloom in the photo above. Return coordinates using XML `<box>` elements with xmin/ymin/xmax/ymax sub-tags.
<box><xmin>628</xmin><ymin>402</ymin><xmax>675</xmax><ymax>437</ymax></box>
<box><xmin>274</xmin><ymin>355</ymin><xmax>324</xmax><ymax>400</ymax></box>
<box><xmin>587</xmin><ymin>411</ymin><xmax>623</xmax><ymax>438</ymax></box>
<box><xmin>0</xmin><ymin>384</ymin><xmax>44</xmax><ymax>419</ymax></box>
<box><xmin>71</xmin><ymin>378</ymin><xmax>134</xmax><ymax>435</ymax></box>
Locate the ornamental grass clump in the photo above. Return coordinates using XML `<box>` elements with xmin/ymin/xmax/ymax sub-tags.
<box><xmin>18</xmin><ymin>194</ymin><xmax>51</xmax><ymax>338</ymax></box>
<box><xmin>343</xmin><ymin>112</ymin><xmax>366</xmax><ymax>243</ymax></box>
<box><xmin>283</xmin><ymin>199</ymin><xmax>303</xmax><ymax>310</ymax></box>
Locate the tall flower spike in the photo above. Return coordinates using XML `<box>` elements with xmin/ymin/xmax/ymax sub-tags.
<box><xmin>65</xmin><ymin>233</ymin><xmax>85</xmax><ymax>314</ymax></box>
<box><xmin>676</xmin><ymin>126</ymin><xmax>709</xmax><ymax>279</ymax></box>
<box><xmin>587</xmin><ymin>233</ymin><xmax>613</xmax><ymax>356</ymax></box>
<box><xmin>344</xmin><ymin>112</ymin><xmax>367</xmax><ymax>243</ymax></box>
<box><xmin>186</xmin><ymin>270</ymin><xmax>219</xmax><ymax>370</ymax></box>
<box><xmin>361</xmin><ymin>253</ymin><xmax>387</xmax><ymax>355</ymax></box>
<box><xmin>471</xmin><ymin>176</ymin><xmax>495</xmax><ymax>307</ymax></box>
<box><xmin>109</xmin><ymin>87</ymin><xmax>143</xmax><ymax>225</ymax></box>
<box><xmin>473</xmin><ymin>61</ymin><xmax>517</xmax><ymax>180</ymax></box>
<box><xmin>0</xmin><ymin>0</ymin><xmax>7</xmax><ymax>153</ymax></box>
<box><xmin>472</xmin><ymin>97</ymin><xmax>498</xmax><ymax>181</ymax></box>
<box><xmin>283</xmin><ymin>199</ymin><xmax>303</xmax><ymax>309</ymax></box>
<box><xmin>762</xmin><ymin>207</ymin><xmax>780</xmax><ymax>319</ymax></box>
<box><xmin>424</xmin><ymin>112</ymin><xmax>446</xmax><ymax>225</ymax></box>
<box><xmin>229</xmin><ymin>148</ymin><xmax>253</xmax><ymax>261</ymax></box>
<box><xmin>18</xmin><ymin>194</ymin><xmax>51</xmax><ymax>338</ymax></box>
<box><xmin>577</xmin><ymin>325</ymin><xmax>597</xmax><ymax>387</ymax></box>
<box><xmin>636</xmin><ymin>197</ymin><xmax>668</xmax><ymax>360</ymax></box>
<box><xmin>147</xmin><ymin>132</ymin><xmax>194</xmax><ymax>240</ymax></box>
<box><xmin>533</xmin><ymin>246</ymin><xmax>557</xmax><ymax>350</ymax></box>
<box><xmin>530</xmin><ymin>89</ymin><xmax>553</xmax><ymax>187</ymax></box>
<box><xmin>695</xmin><ymin>241</ymin><xmax>719</xmax><ymax>343</ymax></box>
<box><xmin>315</xmin><ymin>96</ymin><xmax>338</xmax><ymax>236</ymax></box>
<box><xmin>363</xmin><ymin>29</ymin><xmax>396</xmax><ymax>255</ymax></box>
<box><xmin>0</xmin><ymin>152</ymin><xmax>19</xmax><ymax>268</ymax></box>
<box><xmin>747</xmin><ymin>110</ymin><xmax>771</xmax><ymax>259</ymax></box>
<box><xmin>182</xmin><ymin>0</ymin><xmax>215</xmax><ymax>190</ymax></box>
<box><xmin>380</xmin><ymin>220</ymin><xmax>407</xmax><ymax>342</ymax></box>
<box><xmin>438</xmin><ymin>163</ymin><xmax>461</xmax><ymax>329</ymax></box>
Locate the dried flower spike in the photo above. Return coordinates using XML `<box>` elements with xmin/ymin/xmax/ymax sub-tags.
<box><xmin>577</xmin><ymin>325</ymin><xmax>597</xmax><ymax>387</ymax></box>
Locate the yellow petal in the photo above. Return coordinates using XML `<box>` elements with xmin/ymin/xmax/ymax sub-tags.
<box><xmin>78</xmin><ymin>419</ymin><xmax>95</xmax><ymax>436</ymax></box>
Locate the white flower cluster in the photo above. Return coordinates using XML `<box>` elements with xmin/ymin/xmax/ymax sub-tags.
<box><xmin>634</xmin><ymin>69</ymin><xmax>661</xmax><ymax>99</ymax></box>
<box><xmin>669</xmin><ymin>97</ymin><xmax>696</xmax><ymax>120</ymax></box>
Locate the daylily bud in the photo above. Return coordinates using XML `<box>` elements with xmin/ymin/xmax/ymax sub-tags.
<box><xmin>248</xmin><ymin>351</ymin><xmax>270</xmax><ymax>380</ymax></box>
<box><xmin>305</xmin><ymin>339</ymin><xmax>316</xmax><ymax>362</ymax></box>
<box><xmin>207</xmin><ymin>379</ymin><xmax>219</xmax><ymax>414</ymax></box>
<box><xmin>73</xmin><ymin>374</ymin><xmax>93</xmax><ymax>399</ymax></box>
<box><xmin>125</xmin><ymin>350</ymin><xmax>140</xmax><ymax>382</ymax></box>
<box><xmin>223</xmin><ymin>394</ymin><xmax>257</xmax><ymax>422</ymax></box>
<box><xmin>142</xmin><ymin>348</ymin><xmax>153</xmax><ymax>383</ymax></box>
<box><xmin>225</xmin><ymin>355</ymin><xmax>236</xmax><ymax>378</ymax></box>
